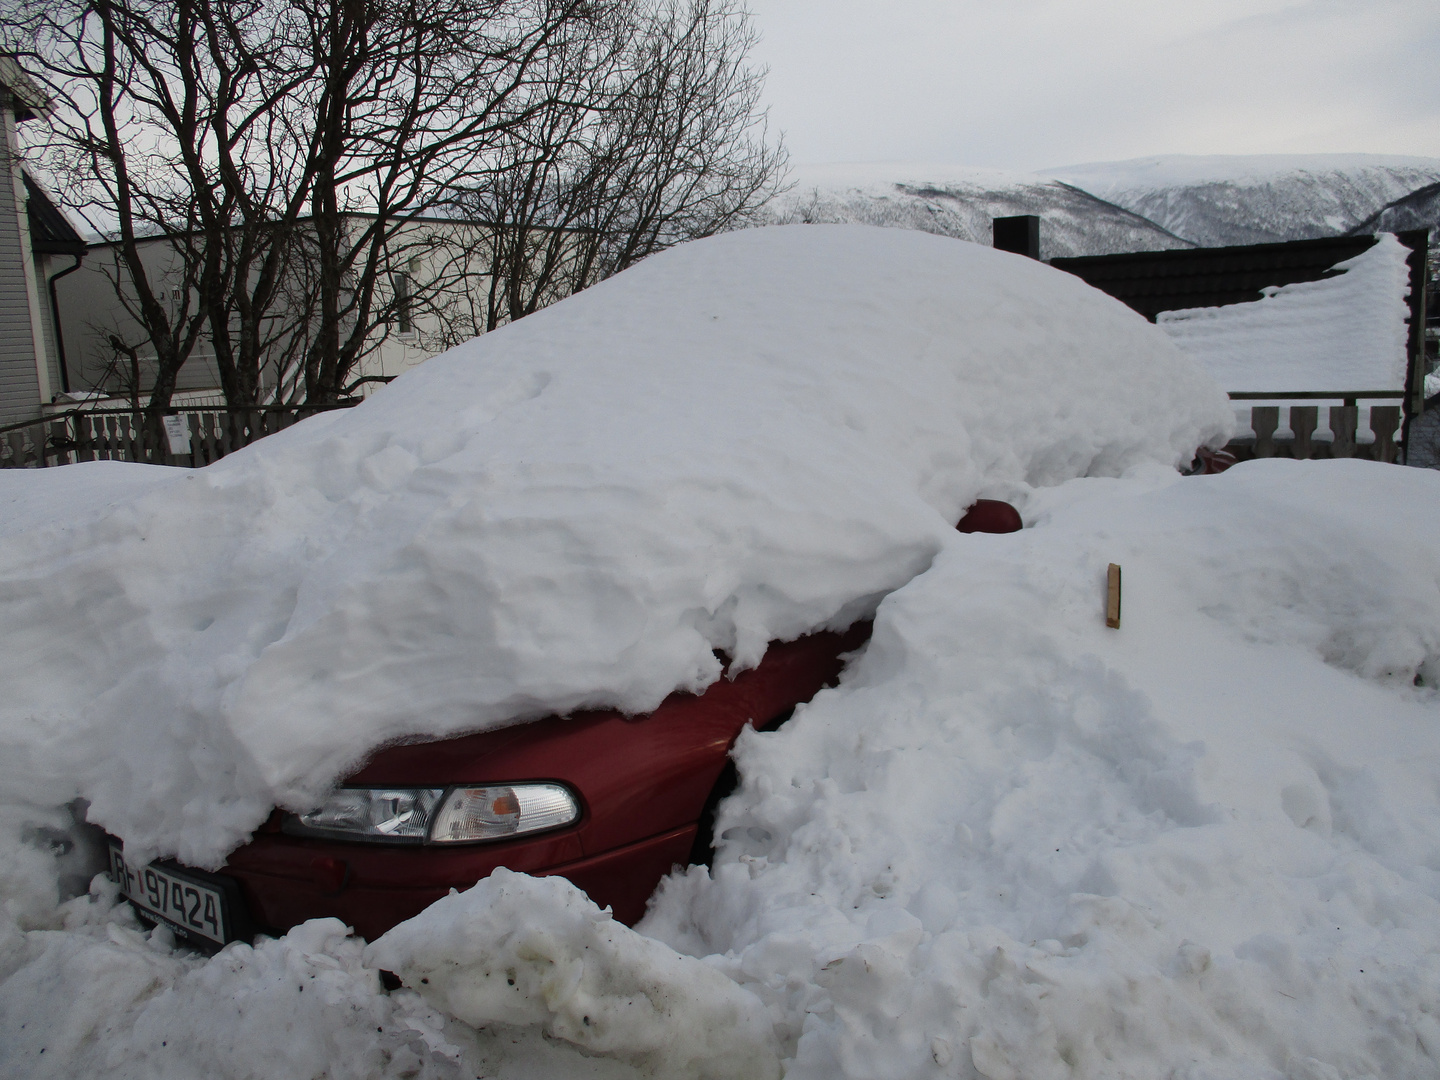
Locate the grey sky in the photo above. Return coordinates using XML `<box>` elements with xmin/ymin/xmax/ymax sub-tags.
<box><xmin>744</xmin><ymin>0</ymin><xmax>1440</xmax><ymax>171</ymax></box>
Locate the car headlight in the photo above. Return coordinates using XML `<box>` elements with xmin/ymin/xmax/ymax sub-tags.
<box><xmin>283</xmin><ymin>784</ymin><xmax>580</xmax><ymax>844</ymax></box>
<box><xmin>429</xmin><ymin>784</ymin><xmax>580</xmax><ymax>843</ymax></box>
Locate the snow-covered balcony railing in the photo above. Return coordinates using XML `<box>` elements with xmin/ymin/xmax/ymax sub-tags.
<box><xmin>0</xmin><ymin>402</ymin><xmax>361</xmax><ymax>470</ymax></box>
<box><xmin>1226</xmin><ymin>391</ymin><xmax>1406</xmax><ymax>464</ymax></box>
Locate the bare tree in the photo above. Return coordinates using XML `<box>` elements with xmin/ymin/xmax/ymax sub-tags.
<box><xmin>287</xmin><ymin>0</ymin><xmax>613</xmax><ymax>401</ymax></box>
<box><xmin>5</xmin><ymin>0</ymin><xmax>609</xmax><ymax>406</ymax></box>
<box><xmin>456</xmin><ymin>0</ymin><xmax>787</xmax><ymax>335</ymax></box>
<box><xmin>7</xmin><ymin>0</ymin><xmax>222</xmax><ymax>414</ymax></box>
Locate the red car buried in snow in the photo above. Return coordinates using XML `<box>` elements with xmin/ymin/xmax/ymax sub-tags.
<box><xmin>108</xmin><ymin>502</ymin><xmax>1021</xmax><ymax>949</ymax></box>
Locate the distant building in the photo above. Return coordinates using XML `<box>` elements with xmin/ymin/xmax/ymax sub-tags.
<box><xmin>53</xmin><ymin>224</ymin><xmax>451</xmax><ymax>409</ymax></box>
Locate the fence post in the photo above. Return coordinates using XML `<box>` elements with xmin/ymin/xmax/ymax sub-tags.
<box><xmin>187</xmin><ymin>414</ymin><xmax>203</xmax><ymax>467</ymax></box>
<box><xmin>42</xmin><ymin>421</ymin><xmax>60</xmax><ymax>466</ymax></box>
<box><xmin>1329</xmin><ymin>405</ymin><xmax>1357</xmax><ymax>458</ymax></box>
<box><xmin>1251</xmin><ymin>406</ymin><xmax>1279</xmax><ymax>457</ymax></box>
<box><xmin>1289</xmin><ymin>406</ymin><xmax>1317</xmax><ymax>460</ymax></box>
<box><xmin>1369</xmin><ymin>406</ymin><xmax>1401</xmax><ymax>464</ymax></box>
<box><xmin>74</xmin><ymin>414</ymin><xmax>94</xmax><ymax>462</ymax></box>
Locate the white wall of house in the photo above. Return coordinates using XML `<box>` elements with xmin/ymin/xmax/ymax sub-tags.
<box><xmin>0</xmin><ymin>76</ymin><xmax>55</xmax><ymax>426</ymax></box>
<box><xmin>53</xmin><ymin>242</ymin><xmax>226</xmax><ymax>403</ymax></box>
<box><xmin>52</xmin><ymin>219</ymin><xmax>501</xmax><ymax>405</ymax></box>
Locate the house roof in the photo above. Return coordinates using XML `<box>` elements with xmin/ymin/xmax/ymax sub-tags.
<box><xmin>0</xmin><ymin>56</ymin><xmax>50</xmax><ymax>121</ymax></box>
<box><xmin>1049</xmin><ymin>234</ymin><xmax>1388</xmax><ymax>321</ymax></box>
<box><xmin>24</xmin><ymin>172</ymin><xmax>87</xmax><ymax>256</ymax></box>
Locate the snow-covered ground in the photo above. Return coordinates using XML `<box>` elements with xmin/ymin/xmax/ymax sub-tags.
<box><xmin>4</xmin><ymin>226</ymin><xmax>1440</xmax><ymax>1079</ymax></box>
<box><xmin>6</xmin><ymin>459</ymin><xmax>1439</xmax><ymax>1080</ymax></box>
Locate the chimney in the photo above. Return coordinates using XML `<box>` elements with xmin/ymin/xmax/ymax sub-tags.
<box><xmin>992</xmin><ymin>215</ymin><xmax>1040</xmax><ymax>259</ymax></box>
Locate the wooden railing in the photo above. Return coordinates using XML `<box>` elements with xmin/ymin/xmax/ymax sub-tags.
<box><xmin>1</xmin><ymin>393</ymin><xmax>1414</xmax><ymax>471</ymax></box>
<box><xmin>1225</xmin><ymin>393</ymin><xmax>1406</xmax><ymax>464</ymax></box>
<box><xmin>0</xmin><ymin>402</ymin><xmax>359</xmax><ymax>470</ymax></box>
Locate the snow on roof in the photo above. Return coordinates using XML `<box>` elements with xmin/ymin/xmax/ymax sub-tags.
<box><xmin>0</xmin><ymin>224</ymin><xmax>1230</xmax><ymax>868</ymax></box>
<box><xmin>1156</xmin><ymin>233</ymin><xmax>1412</xmax><ymax>393</ymax></box>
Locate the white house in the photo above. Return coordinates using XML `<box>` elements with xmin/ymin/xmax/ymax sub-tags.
<box><xmin>0</xmin><ymin>57</ymin><xmax>88</xmax><ymax>427</ymax></box>
<box><xmin>51</xmin><ymin>215</ymin><xmax>504</xmax><ymax>408</ymax></box>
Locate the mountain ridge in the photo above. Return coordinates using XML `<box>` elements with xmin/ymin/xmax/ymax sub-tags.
<box><xmin>768</xmin><ymin>154</ymin><xmax>1440</xmax><ymax>254</ymax></box>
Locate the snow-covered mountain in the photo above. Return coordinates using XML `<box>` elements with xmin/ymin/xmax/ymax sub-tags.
<box><xmin>765</xmin><ymin>163</ymin><xmax>1192</xmax><ymax>259</ymax></box>
<box><xmin>766</xmin><ymin>156</ymin><xmax>1440</xmax><ymax>257</ymax></box>
<box><xmin>1045</xmin><ymin>154</ymin><xmax>1440</xmax><ymax>246</ymax></box>
<box><xmin>1352</xmin><ymin>179</ymin><xmax>1440</xmax><ymax>236</ymax></box>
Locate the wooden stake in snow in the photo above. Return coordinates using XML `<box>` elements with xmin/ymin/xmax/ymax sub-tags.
<box><xmin>1106</xmin><ymin>563</ymin><xmax>1122</xmax><ymax>629</ymax></box>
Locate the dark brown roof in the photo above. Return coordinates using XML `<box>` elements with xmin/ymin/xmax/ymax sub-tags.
<box><xmin>1049</xmin><ymin>234</ymin><xmax>1388</xmax><ymax>321</ymax></box>
<box><xmin>24</xmin><ymin>172</ymin><xmax>87</xmax><ymax>256</ymax></box>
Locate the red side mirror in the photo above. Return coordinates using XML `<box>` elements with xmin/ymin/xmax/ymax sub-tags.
<box><xmin>1183</xmin><ymin>447</ymin><xmax>1238</xmax><ymax>475</ymax></box>
<box><xmin>956</xmin><ymin>499</ymin><xmax>1022</xmax><ymax>534</ymax></box>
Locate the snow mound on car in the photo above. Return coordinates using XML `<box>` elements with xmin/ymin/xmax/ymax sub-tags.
<box><xmin>0</xmin><ymin>908</ymin><xmax>471</xmax><ymax>1079</ymax></box>
<box><xmin>0</xmin><ymin>224</ymin><xmax>1230</xmax><ymax>866</ymax></box>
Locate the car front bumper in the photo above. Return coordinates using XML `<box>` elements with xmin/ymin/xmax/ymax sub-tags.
<box><xmin>219</xmin><ymin>823</ymin><xmax>696</xmax><ymax>939</ymax></box>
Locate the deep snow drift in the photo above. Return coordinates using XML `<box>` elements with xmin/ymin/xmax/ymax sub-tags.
<box><xmin>0</xmin><ymin>224</ymin><xmax>1228</xmax><ymax>870</ymax></box>
<box><xmin>4</xmin><ymin>460</ymin><xmax>1439</xmax><ymax>1080</ymax></box>
<box><xmin>642</xmin><ymin>459</ymin><xmax>1440</xmax><ymax>1079</ymax></box>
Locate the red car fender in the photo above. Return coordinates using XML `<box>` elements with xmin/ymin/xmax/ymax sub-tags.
<box><xmin>220</xmin><ymin>622</ymin><xmax>871</xmax><ymax>934</ymax></box>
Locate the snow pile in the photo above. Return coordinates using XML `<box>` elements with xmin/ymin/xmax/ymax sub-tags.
<box><xmin>634</xmin><ymin>458</ymin><xmax>1440</xmax><ymax>1079</ymax></box>
<box><xmin>3</xmin><ymin>458</ymin><xmax>1440</xmax><ymax>1078</ymax></box>
<box><xmin>1156</xmin><ymin>233</ymin><xmax>1413</xmax><ymax>394</ymax></box>
<box><xmin>366</xmin><ymin>869</ymin><xmax>780</xmax><ymax>1080</ymax></box>
<box><xmin>0</xmin><ymin>224</ymin><xmax>1229</xmax><ymax>870</ymax></box>
<box><xmin>1</xmin><ymin>897</ymin><xmax>467</xmax><ymax>1080</ymax></box>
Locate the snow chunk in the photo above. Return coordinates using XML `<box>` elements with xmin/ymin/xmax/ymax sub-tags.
<box><xmin>0</xmin><ymin>224</ymin><xmax>1230</xmax><ymax>867</ymax></box>
<box><xmin>366</xmin><ymin>869</ymin><xmax>780</xmax><ymax>1080</ymax></box>
<box><xmin>0</xmin><ymin>909</ymin><xmax>466</xmax><ymax>1080</ymax></box>
<box><xmin>1157</xmin><ymin>233</ymin><xmax>1412</xmax><ymax>393</ymax></box>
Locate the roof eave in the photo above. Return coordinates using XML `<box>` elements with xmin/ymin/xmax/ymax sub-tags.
<box><xmin>0</xmin><ymin>56</ymin><xmax>52</xmax><ymax>119</ymax></box>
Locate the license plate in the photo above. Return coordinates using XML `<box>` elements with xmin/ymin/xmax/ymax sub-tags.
<box><xmin>109</xmin><ymin>846</ymin><xmax>229</xmax><ymax>947</ymax></box>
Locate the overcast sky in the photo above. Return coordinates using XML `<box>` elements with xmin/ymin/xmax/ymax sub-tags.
<box><xmin>743</xmin><ymin>0</ymin><xmax>1440</xmax><ymax>172</ymax></box>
